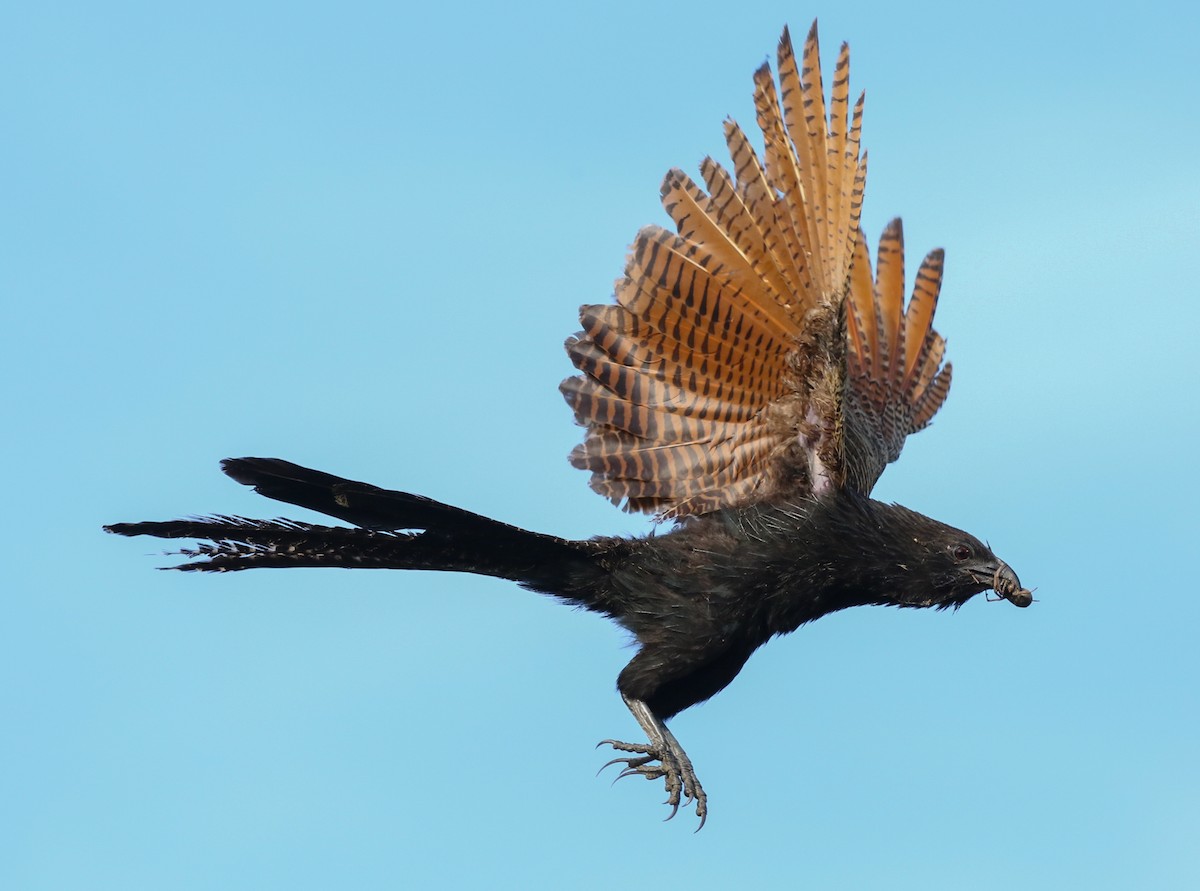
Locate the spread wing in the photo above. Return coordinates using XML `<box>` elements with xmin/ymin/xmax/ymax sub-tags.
<box><xmin>561</xmin><ymin>22</ymin><xmax>952</xmax><ymax>518</ymax></box>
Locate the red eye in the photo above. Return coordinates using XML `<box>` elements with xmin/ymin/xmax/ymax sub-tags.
<box><xmin>953</xmin><ymin>545</ymin><xmax>972</xmax><ymax>561</ymax></box>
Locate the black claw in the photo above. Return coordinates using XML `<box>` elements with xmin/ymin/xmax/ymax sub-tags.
<box><xmin>597</xmin><ymin>755</ymin><xmax>632</xmax><ymax>774</ymax></box>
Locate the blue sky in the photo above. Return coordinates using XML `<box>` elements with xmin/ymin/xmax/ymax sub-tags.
<box><xmin>4</xmin><ymin>1</ymin><xmax>1198</xmax><ymax>887</ymax></box>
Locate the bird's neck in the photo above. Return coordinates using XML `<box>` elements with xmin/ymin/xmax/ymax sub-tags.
<box><xmin>728</xmin><ymin>492</ymin><xmax>961</xmax><ymax>636</ymax></box>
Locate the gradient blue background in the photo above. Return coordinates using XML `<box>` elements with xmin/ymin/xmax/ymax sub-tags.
<box><xmin>4</xmin><ymin>1</ymin><xmax>1198</xmax><ymax>887</ymax></box>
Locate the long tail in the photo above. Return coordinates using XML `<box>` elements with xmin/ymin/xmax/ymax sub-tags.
<box><xmin>105</xmin><ymin>458</ymin><xmax>598</xmax><ymax>593</ymax></box>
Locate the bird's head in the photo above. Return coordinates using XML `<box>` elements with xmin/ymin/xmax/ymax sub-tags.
<box><xmin>875</xmin><ymin>504</ymin><xmax>1033</xmax><ymax>610</ymax></box>
<box><xmin>916</xmin><ymin>534</ymin><xmax>1032</xmax><ymax>610</ymax></box>
<box><xmin>933</xmin><ymin>535</ymin><xmax>1032</xmax><ymax>609</ymax></box>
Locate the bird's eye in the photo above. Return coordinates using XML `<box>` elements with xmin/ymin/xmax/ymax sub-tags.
<box><xmin>953</xmin><ymin>544</ymin><xmax>972</xmax><ymax>562</ymax></box>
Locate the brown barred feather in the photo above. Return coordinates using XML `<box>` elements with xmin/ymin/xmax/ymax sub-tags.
<box><xmin>844</xmin><ymin>224</ymin><xmax>953</xmax><ymax>491</ymax></box>
<box><xmin>562</xmin><ymin>21</ymin><xmax>953</xmax><ymax>516</ymax></box>
<box><xmin>695</xmin><ymin>157</ymin><xmax>795</xmax><ymax>302</ymax></box>
<box><xmin>752</xmin><ymin>64</ymin><xmax>817</xmax><ymax>303</ymax></box>
<box><xmin>721</xmin><ymin>116</ymin><xmax>812</xmax><ymax>304</ymax></box>
<box><xmin>873</xmin><ymin>219</ymin><xmax>906</xmax><ymax>381</ymax></box>
<box><xmin>844</xmin><ymin>233</ymin><xmax>875</xmax><ymax>367</ymax></box>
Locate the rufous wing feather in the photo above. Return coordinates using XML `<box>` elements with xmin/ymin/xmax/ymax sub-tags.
<box><xmin>563</xmin><ymin>21</ymin><xmax>954</xmax><ymax>515</ymax></box>
<box><xmin>843</xmin><ymin>223</ymin><xmax>953</xmax><ymax>493</ymax></box>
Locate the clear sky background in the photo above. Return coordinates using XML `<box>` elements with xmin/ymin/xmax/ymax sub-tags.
<box><xmin>4</xmin><ymin>1</ymin><xmax>1198</xmax><ymax>888</ymax></box>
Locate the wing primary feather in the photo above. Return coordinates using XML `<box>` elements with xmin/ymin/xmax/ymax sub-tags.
<box><xmin>873</xmin><ymin>218</ymin><xmax>906</xmax><ymax>381</ymax></box>
<box><xmin>902</xmin><ymin>248</ymin><xmax>944</xmax><ymax>386</ymax></box>
<box><xmin>846</xmin><ymin>230</ymin><xmax>875</xmax><ymax>369</ymax></box>
<box><xmin>752</xmin><ymin>64</ymin><xmax>816</xmax><ymax>303</ymax></box>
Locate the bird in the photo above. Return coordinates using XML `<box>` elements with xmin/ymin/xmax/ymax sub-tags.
<box><xmin>106</xmin><ymin>21</ymin><xmax>1031</xmax><ymax>829</ymax></box>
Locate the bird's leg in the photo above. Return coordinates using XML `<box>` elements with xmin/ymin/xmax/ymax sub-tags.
<box><xmin>599</xmin><ymin>693</ymin><xmax>707</xmax><ymax>829</ymax></box>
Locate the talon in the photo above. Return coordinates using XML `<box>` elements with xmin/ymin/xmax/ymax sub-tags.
<box><xmin>597</xmin><ymin>754</ymin><xmax>640</xmax><ymax>774</ymax></box>
<box><xmin>600</xmin><ymin>715</ymin><xmax>708</xmax><ymax>828</ymax></box>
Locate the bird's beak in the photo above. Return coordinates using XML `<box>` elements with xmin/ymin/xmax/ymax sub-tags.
<box><xmin>993</xmin><ymin>561</ymin><xmax>1032</xmax><ymax>608</ymax></box>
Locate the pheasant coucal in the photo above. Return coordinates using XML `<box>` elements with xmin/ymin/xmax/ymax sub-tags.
<box><xmin>107</xmin><ymin>22</ymin><xmax>1031</xmax><ymax>828</ymax></box>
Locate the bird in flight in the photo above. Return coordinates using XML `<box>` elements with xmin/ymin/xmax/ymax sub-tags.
<box><xmin>107</xmin><ymin>21</ymin><xmax>1031</xmax><ymax>829</ymax></box>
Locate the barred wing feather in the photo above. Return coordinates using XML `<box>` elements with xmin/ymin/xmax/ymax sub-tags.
<box><xmin>562</xmin><ymin>21</ymin><xmax>952</xmax><ymax>517</ymax></box>
<box><xmin>843</xmin><ymin>220</ymin><xmax>953</xmax><ymax>493</ymax></box>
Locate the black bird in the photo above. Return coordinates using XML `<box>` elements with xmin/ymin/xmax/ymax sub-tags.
<box><xmin>106</xmin><ymin>23</ymin><xmax>1031</xmax><ymax>828</ymax></box>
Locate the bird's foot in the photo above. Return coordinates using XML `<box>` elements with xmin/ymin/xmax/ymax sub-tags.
<box><xmin>597</xmin><ymin>737</ymin><xmax>707</xmax><ymax>829</ymax></box>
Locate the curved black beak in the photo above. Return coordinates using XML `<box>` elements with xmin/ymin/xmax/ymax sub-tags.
<box><xmin>993</xmin><ymin>561</ymin><xmax>1032</xmax><ymax>608</ymax></box>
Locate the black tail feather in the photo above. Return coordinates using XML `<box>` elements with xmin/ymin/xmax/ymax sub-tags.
<box><xmin>105</xmin><ymin>517</ymin><xmax>410</xmax><ymax>572</ymax></box>
<box><xmin>105</xmin><ymin>515</ymin><xmax>313</xmax><ymax>541</ymax></box>
<box><xmin>219</xmin><ymin>457</ymin><xmax>508</xmax><ymax>535</ymax></box>
<box><xmin>105</xmin><ymin>459</ymin><xmax>599</xmax><ymax>591</ymax></box>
